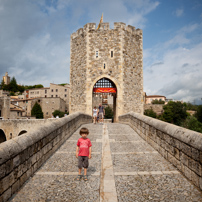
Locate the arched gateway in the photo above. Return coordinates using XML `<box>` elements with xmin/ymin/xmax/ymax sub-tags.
<box><xmin>69</xmin><ymin>21</ymin><xmax>144</xmax><ymax>121</ymax></box>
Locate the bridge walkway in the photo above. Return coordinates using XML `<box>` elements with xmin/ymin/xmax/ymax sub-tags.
<box><xmin>10</xmin><ymin>123</ymin><xmax>202</xmax><ymax>201</ymax></box>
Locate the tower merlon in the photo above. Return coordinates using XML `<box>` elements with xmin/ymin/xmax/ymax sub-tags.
<box><xmin>71</xmin><ymin>22</ymin><xmax>142</xmax><ymax>39</ymax></box>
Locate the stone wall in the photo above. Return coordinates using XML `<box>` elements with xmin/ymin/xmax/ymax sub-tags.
<box><xmin>144</xmin><ymin>104</ymin><xmax>164</xmax><ymax>115</ymax></box>
<box><xmin>0</xmin><ymin>97</ymin><xmax>10</xmax><ymax>119</ymax></box>
<box><xmin>0</xmin><ymin>118</ymin><xmax>61</xmax><ymax>141</ymax></box>
<box><xmin>70</xmin><ymin>22</ymin><xmax>143</xmax><ymax>121</ymax></box>
<box><xmin>0</xmin><ymin>112</ymin><xmax>91</xmax><ymax>201</ymax></box>
<box><xmin>119</xmin><ymin>112</ymin><xmax>202</xmax><ymax>191</ymax></box>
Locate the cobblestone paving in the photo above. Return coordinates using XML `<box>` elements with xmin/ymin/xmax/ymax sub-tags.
<box><xmin>108</xmin><ymin>123</ymin><xmax>202</xmax><ymax>202</ymax></box>
<box><xmin>10</xmin><ymin>123</ymin><xmax>202</xmax><ymax>202</ymax></box>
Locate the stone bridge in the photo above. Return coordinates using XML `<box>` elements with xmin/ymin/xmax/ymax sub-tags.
<box><xmin>0</xmin><ymin>119</ymin><xmax>59</xmax><ymax>142</ymax></box>
<box><xmin>0</xmin><ymin>112</ymin><xmax>202</xmax><ymax>201</ymax></box>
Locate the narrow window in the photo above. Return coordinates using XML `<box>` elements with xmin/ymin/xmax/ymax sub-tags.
<box><xmin>96</xmin><ymin>51</ymin><xmax>98</xmax><ymax>58</ymax></box>
<box><xmin>111</xmin><ymin>51</ymin><xmax>113</xmax><ymax>58</ymax></box>
<box><xmin>104</xmin><ymin>64</ymin><xmax>105</xmax><ymax>69</ymax></box>
<box><xmin>56</xmin><ymin>89</ymin><xmax>58</xmax><ymax>92</ymax></box>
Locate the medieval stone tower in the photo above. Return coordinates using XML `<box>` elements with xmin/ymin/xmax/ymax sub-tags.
<box><xmin>69</xmin><ymin>22</ymin><xmax>143</xmax><ymax>121</ymax></box>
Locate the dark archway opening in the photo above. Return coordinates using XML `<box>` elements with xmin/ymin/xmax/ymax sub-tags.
<box><xmin>0</xmin><ymin>129</ymin><xmax>6</xmax><ymax>143</ymax></box>
<box><xmin>18</xmin><ymin>130</ymin><xmax>27</xmax><ymax>136</ymax></box>
<box><xmin>92</xmin><ymin>78</ymin><xmax>117</xmax><ymax>122</ymax></box>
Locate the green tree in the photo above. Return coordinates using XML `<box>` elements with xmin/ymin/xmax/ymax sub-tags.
<box><xmin>8</xmin><ymin>77</ymin><xmax>18</xmax><ymax>92</ymax></box>
<box><xmin>144</xmin><ymin>108</ymin><xmax>157</xmax><ymax>118</ymax></box>
<box><xmin>195</xmin><ymin>105</ymin><xmax>202</xmax><ymax>123</ymax></box>
<box><xmin>151</xmin><ymin>100</ymin><xmax>165</xmax><ymax>104</ymax></box>
<box><xmin>31</xmin><ymin>102</ymin><xmax>44</xmax><ymax>119</ymax></box>
<box><xmin>0</xmin><ymin>80</ymin><xmax>5</xmax><ymax>89</ymax></box>
<box><xmin>104</xmin><ymin>106</ymin><xmax>113</xmax><ymax>119</ymax></box>
<box><xmin>161</xmin><ymin>101</ymin><xmax>187</xmax><ymax>125</ymax></box>
<box><xmin>182</xmin><ymin>116</ymin><xmax>202</xmax><ymax>133</ymax></box>
<box><xmin>52</xmin><ymin>110</ymin><xmax>65</xmax><ymax>118</ymax></box>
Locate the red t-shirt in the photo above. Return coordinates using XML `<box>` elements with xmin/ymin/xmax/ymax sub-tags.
<box><xmin>77</xmin><ymin>138</ymin><xmax>92</xmax><ymax>156</ymax></box>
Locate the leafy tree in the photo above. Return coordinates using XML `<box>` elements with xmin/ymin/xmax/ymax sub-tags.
<box><xmin>0</xmin><ymin>80</ymin><xmax>5</xmax><ymax>89</ymax></box>
<box><xmin>8</xmin><ymin>77</ymin><xmax>18</xmax><ymax>92</ymax></box>
<box><xmin>31</xmin><ymin>102</ymin><xmax>44</xmax><ymax>119</ymax></box>
<box><xmin>144</xmin><ymin>108</ymin><xmax>157</xmax><ymax>118</ymax></box>
<box><xmin>184</xmin><ymin>102</ymin><xmax>198</xmax><ymax>111</ymax></box>
<box><xmin>195</xmin><ymin>105</ymin><xmax>202</xmax><ymax>123</ymax></box>
<box><xmin>24</xmin><ymin>84</ymin><xmax>44</xmax><ymax>89</ymax></box>
<box><xmin>104</xmin><ymin>106</ymin><xmax>113</xmax><ymax>119</ymax></box>
<box><xmin>52</xmin><ymin>110</ymin><xmax>66</xmax><ymax>118</ymax></box>
<box><xmin>161</xmin><ymin>101</ymin><xmax>187</xmax><ymax>125</ymax></box>
<box><xmin>151</xmin><ymin>100</ymin><xmax>165</xmax><ymax>104</ymax></box>
<box><xmin>182</xmin><ymin>116</ymin><xmax>202</xmax><ymax>133</ymax></box>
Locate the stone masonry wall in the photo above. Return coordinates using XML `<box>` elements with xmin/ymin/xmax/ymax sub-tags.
<box><xmin>0</xmin><ymin>112</ymin><xmax>91</xmax><ymax>201</ymax></box>
<box><xmin>123</xmin><ymin>25</ymin><xmax>143</xmax><ymax>114</ymax></box>
<box><xmin>70</xmin><ymin>22</ymin><xmax>143</xmax><ymax>121</ymax></box>
<box><xmin>70</xmin><ymin>28</ymin><xmax>88</xmax><ymax>113</ymax></box>
<box><xmin>144</xmin><ymin>104</ymin><xmax>164</xmax><ymax>115</ymax></box>
<box><xmin>119</xmin><ymin>112</ymin><xmax>202</xmax><ymax>191</ymax></box>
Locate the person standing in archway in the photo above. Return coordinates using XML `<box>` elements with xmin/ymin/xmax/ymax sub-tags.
<box><xmin>92</xmin><ymin>106</ymin><xmax>98</xmax><ymax>124</ymax></box>
<box><xmin>98</xmin><ymin>103</ymin><xmax>105</xmax><ymax>124</ymax></box>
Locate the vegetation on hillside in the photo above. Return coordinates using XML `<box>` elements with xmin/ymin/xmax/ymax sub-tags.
<box><xmin>144</xmin><ymin>101</ymin><xmax>202</xmax><ymax>133</ymax></box>
<box><xmin>0</xmin><ymin>77</ymin><xmax>44</xmax><ymax>95</ymax></box>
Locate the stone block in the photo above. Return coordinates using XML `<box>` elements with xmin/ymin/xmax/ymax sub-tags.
<box><xmin>180</xmin><ymin>142</ymin><xmax>192</xmax><ymax>157</ymax></box>
<box><xmin>5</xmin><ymin>160</ymin><xmax>13</xmax><ymax>175</ymax></box>
<box><xmin>2</xmin><ymin>187</ymin><xmax>11</xmax><ymax>202</ymax></box>
<box><xmin>19</xmin><ymin>172</ymin><xmax>28</xmax><ymax>187</ymax></box>
<box><xmin>180</xmin><ymin>152</ymin><xmax>189</xmax><ymax>167</ymax></box>
<box><xmin>200</xmin><ymin>177</ymin><xmax>202</xmax><ymax>190</ymax></box>
<box><xmin>173</xmin><ymin>138</ymin><xmax>180</xmax><ymax>149</ymax></box>
<box><xmin>13</xmin><ymin>155</ymin><xmax>21</xmax><ymax>168</ymax></box>
<box><xmin>11</xmin><ymin>179</ymin><xmax>20</xmax><ymax>195</ymax></box>
<box><xmin>0</xmin><ymin>164</ymin><xmax>6</xmax><ymax>179</ymax></box>
<box><xmin>191</xmin><ymin>170</ymin><xmax>199</xmax><ymax>187</ymax></box>
<box><xmin>191</xmin><ymin>159</ymin><xmax>200</xmax><ymax>176</ymax></box>
<box><xmin>200</xmin><ymin>151</ymin><xmax>202</xmax><ymax>164</ymax></box>
<box><xmin>192</xmin><ymin>147</ymin><xmax>200</xmax><ymax>161</ymax></box>
<box><xmin>174</xmin><ymin>148</ymin><xmax>180</xmax><ymax>160</ymax></box>
<box><xmin>0</xmin><ymin>172</ymin><xmax>14</xmax><ymax>194</ymax></box>
<box><xmin>184</xmin><ymin>166</ymin><xmax>192</xmax><ymax>180</ymax></box>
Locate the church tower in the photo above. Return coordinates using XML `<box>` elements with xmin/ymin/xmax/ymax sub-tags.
<box><xmin>3</xmin><ymin>72</ymin><xmax>10</xmax><ymax>85</ymax></box>
<box><xmin>69</xmin><ymin>21</ymin><xmax>143</xmax><ymax>121</ymax></box>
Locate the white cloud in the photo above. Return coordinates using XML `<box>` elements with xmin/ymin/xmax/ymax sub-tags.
<box><xmin>144</xmin><ymin>37</ymin><xmax>202</xmax><ymax>102</ymax></box>
<box><xmin>174</xmin><ymin>8</ymin><xmax>184</xmax><ymax>17</ymax></box>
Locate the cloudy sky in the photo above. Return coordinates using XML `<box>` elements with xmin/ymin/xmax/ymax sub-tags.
<box><xmin>0</xmin><ymin>0</ymin><xmax>202</xmax><ymax>104</ymax></box>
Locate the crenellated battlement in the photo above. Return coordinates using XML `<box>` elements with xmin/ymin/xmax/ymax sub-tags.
<box><xmin>71</xmin><ymin>22</ymin><xmax>142</xmax><ymax>39</ymax></box>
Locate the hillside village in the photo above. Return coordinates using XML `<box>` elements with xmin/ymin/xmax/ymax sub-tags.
<box><xmin>1</xmin><ymin>72</ymin><xmax>179</xmax><ymax>120</ymax></box>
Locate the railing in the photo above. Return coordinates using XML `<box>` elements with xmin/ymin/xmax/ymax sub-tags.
<box><xmin>0</xmin><ymin>112</ymin><xmax>91</xmax><ymax>201</ymax></box>
<box><xmin>119</xmin><ymin>112</ymin><xmax>202</xmax><ymax>191</ymax></box>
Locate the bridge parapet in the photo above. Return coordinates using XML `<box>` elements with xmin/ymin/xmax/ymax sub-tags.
<box><xmin>119</xmin><ymin>112</ymin><xmax>202</xmax><ymax>191</ymax></box>
<box><xmin>0</xmin><ymin>112</ymin><xmax>91</xmax><ymax>201</ymax></box>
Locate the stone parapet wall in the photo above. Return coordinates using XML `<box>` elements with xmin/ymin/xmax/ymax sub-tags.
<box><xmin>0</xmin><ymin>112</ymin><xmax>91</xmax><ymax>201</ymax></box>
<box><xmin>119</xmin><ymin>112</ymin><xmax>202</xmax><ymax>191</ymax></box>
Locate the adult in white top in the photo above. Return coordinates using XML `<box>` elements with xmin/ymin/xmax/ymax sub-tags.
<box><xmin>92</xmin><ymin>106</ymin><xmax>98</xmax><ymax>124</ymax></box>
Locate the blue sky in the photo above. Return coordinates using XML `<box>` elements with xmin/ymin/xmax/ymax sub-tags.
<box><xmin>0</xmin><ymin>0</ymin><xmax>202</xmax><ymax>104</ymax></box>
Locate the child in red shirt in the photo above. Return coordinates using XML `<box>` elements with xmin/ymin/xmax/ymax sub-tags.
<box><xmin>76</xmin><ymin>127</ymin><xmax>92</xmax><ymax>181</ymax></box>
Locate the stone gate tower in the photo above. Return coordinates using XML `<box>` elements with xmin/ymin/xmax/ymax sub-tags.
<box><xmin>69</xmin><ymin>22</ymin><xmax>143</xmax><ymax>121</ymax></box>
